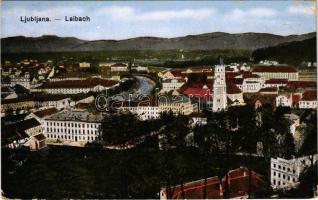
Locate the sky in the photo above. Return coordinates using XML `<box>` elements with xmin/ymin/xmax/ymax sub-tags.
<box><xmin>1</xmin><ymin>1</ymin><xmax>316</xmax><ymax>40</ymax></box>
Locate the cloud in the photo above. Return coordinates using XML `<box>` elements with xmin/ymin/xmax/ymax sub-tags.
<box><xmin>2</xmin><ymin>6</ymin><xmax>84</xmax><ymax>19</ymax></box>
<box><xmin>287</xmin><ymin>5</ymin><xmax>315</xmax><ymax>16</ymax></box>
<box><xmin>224</xmin><ymin>7</ymin><xmax>277</xmax><ymax>21</ymax></box>
<box><xmin>96</xmin><ymin>6</ymin><xmax>216</xmax><ymax>21</ymax></box>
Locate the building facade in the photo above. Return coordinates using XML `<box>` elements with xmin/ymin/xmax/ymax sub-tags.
<box><xmin>253</xmin><ymin>65</ymin><xmax>298</xmax><ymax>81</ymax></box>
<box><xmin>271</xmin><ymin>155</ymin><xmax>318</xmax><ymax>189</ymax></box>
<box><xmin>213</xmin><ymin>65</ymin><xmax>227</xmax><ymax>112</ymax></box>
<box><xmin>44</xmin><ymin>110</ymin><xmax>104</xmax><ymax>143</ymax></box>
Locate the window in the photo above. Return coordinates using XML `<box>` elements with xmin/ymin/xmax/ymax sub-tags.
<box><xmin>278</xmin><ymin>165</ymin><xmax>281</xmax><ymax>169</ymax></box>
<box><xmin>273</xmin><ymin>171</ymin><xmax>276</xmax><ymax>176</ymax></box>
<box><xmin>278</xmin><ymin>173</ymin><xmax>280</xmax><ymax>178</ymax></box>
<box><xmin>273</xmin><ymin>164</ymin><xmax>276</xmax><ymax>168</ymax></box>
<box><xmin>283</xmin><ymin>167</ymin><xmax>285</xmax><ymax>171</ymax></box>
<box><xmin>273</xmin><ymin>179</ymin><xmax>276</xmax><ymax>185</ymax></box>
<box><xmin>278</xmin><ymin>181</ymin><xmax>280</xmax><ymax>186</ymax></box>
<box><xmin>283</xmin><ymin>175</ymin><xmax>285</xmax><ymax>179</ymax></box>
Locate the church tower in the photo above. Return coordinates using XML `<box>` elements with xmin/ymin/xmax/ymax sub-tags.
<box><xmin>212</xmin><ymin>58</ymin><xmax>227</xmax><ymax>112</ymax></box>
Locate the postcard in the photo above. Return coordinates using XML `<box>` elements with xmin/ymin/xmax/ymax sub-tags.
<box><xmin>1</xmin><ymin>0</ymin><xmax>317</xmax><ymax>199</ymax></box>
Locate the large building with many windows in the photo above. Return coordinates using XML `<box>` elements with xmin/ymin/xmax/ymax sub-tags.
<box><xmin>270</xmin><ymin>155</ymin><xmax>318</xmax><ymax>189</ymax></box>
<box><xmin>252</xmin><ymin>65</ymin><xmax>298</xmax><ymax>81</ymax></box>
<box><xmin>32</xmin><ymin>78</ymin><xmax>119</xmax><ymax>94</ymax></box>
<box><xmin>44</xmin><ymin>110</ymin><xmax>105</xmax><ymax>143</ymax></box>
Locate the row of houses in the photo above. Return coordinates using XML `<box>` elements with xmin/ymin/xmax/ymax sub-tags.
<box><xmin>31</xmin><ymin>78</ymin><xmax>119</xmax><ymax>94</ymax></box>
<box><xmin>157</xmin><ymin>65</ymin><xmax>316</xmax><ymax>111</ymax></box>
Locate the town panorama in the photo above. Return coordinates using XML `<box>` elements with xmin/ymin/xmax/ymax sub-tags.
<box><xmin>1</xmin><ymin>1</ymin><xmax>317</xmax><ymax>199</ymax></box>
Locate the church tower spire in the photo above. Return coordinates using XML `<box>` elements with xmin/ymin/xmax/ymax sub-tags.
<box><xmin>212</xmin><ymin>56</ymin><xmax>227</xmax><ymax>112</ymax></box>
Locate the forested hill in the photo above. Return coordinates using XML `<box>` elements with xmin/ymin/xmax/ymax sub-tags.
<box><xmin>252</xmin><ymin>37</ymin><xmax>316</xmax><ymax>66</ymax></box>
<box><xmin>2</xmin><ymin>32</ymin><xmax>315</xmax><ymax>53</ymax></box>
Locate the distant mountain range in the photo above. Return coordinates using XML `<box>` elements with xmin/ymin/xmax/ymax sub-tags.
<box><xmin>1</xmin><ymin>32</ymin><xmax>316</xmax><ymax>53</ymax></box>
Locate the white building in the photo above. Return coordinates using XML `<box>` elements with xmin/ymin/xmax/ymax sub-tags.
<box><xmin>158</xmin><ymin>95</ymin><xmax>196</xmax><ymax>115</ymax></box>
<box><xmin>161</xmin><ymin>79</ymin><xmax>185</xmax><ymax>93</ymax></box>
<box><xmin>298</xmin><ymin>90</ymin><xmax>317</xmax><ymax>109</ymax></box>
<box><xmin>110</xmin><ymin>63</ymin><xmax>128</xmax><ymax>72</ymax></box>
<box><xmin>34</xmin><ymin>95</ymin><xmax>71</xmax><ymax>110</ymax></box>
<box><xmin>44</xmin><ymin>110</ymin><xmax>104</xmax><ymax>143</ymax></box>
<box><xmin>188</xmin><ymin>112</ymin><xmax>207</xmax><ymax>127</ymax></box>
<box><xmin>276</xmin><ymin>94</ymin><xmax>293</xmax><ymax>107</ymax></box>
<box><xmin>264</xmin><ymin>79</ymin><xmax>288</xmax><ymax>88</ymax></box>
<box><xmin>213</xmin><ymin>65</ymin><xmax>227</xmax><ymax>112</ymax></box>
<box><xmin>32</xmin><ymin>78</ymin><xmax>119</xmax><ymax>94</ymax></box>
<box><xmin>10</xmin><ymin>72</ymin><xmax>31</xmax><ymax>89</ymax></box>
<box><xmin>79</xmin><ymin>62</ymin><xmax>91</xmax><ymax>68</ymax></box>
<box><xmin>253</xmin><ymin>65</ymin><xmax>298</xmax><ymax>81</ymax></box>
<box><xmin>271</xmin><ymin>155</ymin><xmax>318</xmax><ymax>189</ymax></box>
<box><xmin>118</xmin><ymin>101</ymin><xmax>160</xmax><ymax>121</ymax></box>
<box><xmin>284</xmin><ymin>113</ymin><xmax>300</xmax><ymax>136</ymax></box>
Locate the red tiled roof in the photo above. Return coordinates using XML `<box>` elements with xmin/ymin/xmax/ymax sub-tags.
<box><xmin>244</xmin><ymin>93</ymin><xmax>276</xmax><ymax>106</ymax></box>
<box><xmin>253</xmin><ymin>65</ymin><xmax>297</xmax><ymax>73</ymax></box>
<box><xmin>227</xmin><ymin>82</ymin><xmax>242</xmax><ymax>94</ymax></box>
<box><xmin>35</xmin><ymin>78</ymin><xmax>119</xmax><ymax>89</ymax></box>
<box><xmin>111</xmin><ymin>63</ymin><xmax>127</xmax><ymax>67</ymax></box>
<box><xmin>162</xmin><ymin>176</ymin><xmax>222</xmax><ymax>199</ymax></box>
<box><xmin>241</xmin><ymin>71</ymin><xmax>260</xmax><ymax>79</ymax></box>
<box><xmin>182</xmin><ymin>87</ymin><xmax>212</xmax><ymax>101</ymax></box>
<box><xmin>265</xmin><ymin>79</ymin><xmax>288</xmax><ymax>84</ymax></box>
<box><xmin>170</xmin><ymin>70</ymin><xmax>184</xmax><ymax>78</ymax></box>
<box><xmin>301</xmin><ymin>90</ymin><xmax>317</xmax><ymax>101</ymax></box>
<box><xmin>226</xmin><ymin>72</ymin><xmax>241</xmax><ymax>79</ymax></box>
<box><xmin>292</xmin><ymin>94</ymin><xmax>302</xmax><ymax>105</ymax></box>
<box><xmin>161</xmin><ymin>167</ymin><xmax>264</xmax><ymax>199</ymax></box>
<box><xmin>287</xmin><ymin>81</ymin><xmax>317</xmax><ymax>89</ymax></box>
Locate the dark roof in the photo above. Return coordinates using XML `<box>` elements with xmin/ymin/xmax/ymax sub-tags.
<box><xmin>253</xmin><ymin>65</ymin><xmax>297</xmax><ymax>73</ymax></box>
<box><xmin>35</xmin><ymin>78</ymin><xmax>119</xmax><ymax>89</ymax></box>
<box><xmin>259</xmin><ymin>87</ymin><xmax>278</xmax><ymax>92</ymax></box>
<box><xmin>33</xmin><ymin>108</ymin><xmax>59</xmax><ymax>118</ymax></box>
<box><xmin>15</xmin><ymin>118</ymin><xmax>41</xmax><ymax>131</ymax></box>
<box><xmin>227</xmin><ymin>82</ymin><xmax>242</xmax><ymax>94</ymax></box>
<box><xmin>233</xmin><ymin>78</ymin><xmax>243</xmax><ymax>85</ymax></box>
<box><xmin>265</xmin><ymin>79</ymin><xmax>288</xmax><ymax>84</ymax></box>
<box><xmin>1</xmin><ymin>126</ymin><xmax>29</xmax><ymax>141</ymax></box>
<box><xmin>33</xmin><ymin>94</ymin><xmax>69</xmax><ymax>102</ymax></box>
<box><xmin>1</xmin><ymin>86</ymin><xmax>14</xmax><ymax>93</ymax></box>
<box><xmin>242</xmin><ymin>72</ymin><xmax>260</xmax><ymax>79</ymax></box>
<box><xmin>33</xmin><ymin>133</ymin><xmax>46</xmax><ymax>141</ymax></box>
<box><xmin>1</xmin><ymin>118</ymin><xmax>40</xmax><ymax>143</ymax></box>
<box><xmin>301</xmin><ymin>90</ymin><xmax>317</xmax><ymax>101</ymax></box>
<box><xmin>244</xmin><ymin>93</ymin><xmax>276</xmax><ymax>106</ymax></box>
<box><xmin>287</xmin><ymin>81</ymin><xmax>317</xmax><ymax>89</ymax></box>
<box><xmin>170</xmin><ymin>70</ymin><xmax>184</xmax><ymax>77</ymax></box>
<box><xmin>188</xmin><ymin>112</ymin><xmax>206</xmax><ymax>118</ymax></box>
<box><xmin>1</xmin><ymin>96</ymin><xmax>34</xmax><ymax>104</ymax></box>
